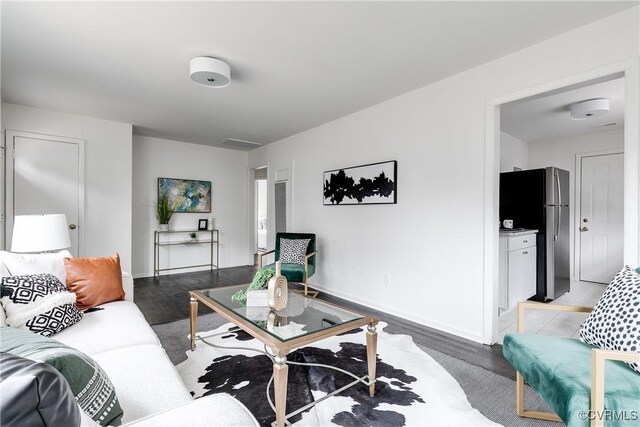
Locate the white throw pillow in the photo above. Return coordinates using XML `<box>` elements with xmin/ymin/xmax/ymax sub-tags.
<box><xmin>0</xmin><ymin>262</ymin><xmax>10</xmax><ymax>279</ymax></box>
<box><xmin>279</xmin><ymin>238</ymin><xmax>311</xmax><ymax>265</ymax></box>
<box><xmin>0</xmin><ymin>250</ymin><xmax>72</xmax><ymax>284</ymax></box>
<box><xmin>0</xmin><ymin>303</ymin><xmax>6</xmax><ymax>327</ymax></box>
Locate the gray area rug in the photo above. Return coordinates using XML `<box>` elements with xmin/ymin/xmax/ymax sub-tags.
<box><xmin>153</xmin><ymin>313</ymin><xmax>560</xmax><ymax>427</ymax></box>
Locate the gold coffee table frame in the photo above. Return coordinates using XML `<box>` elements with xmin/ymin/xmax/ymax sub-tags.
<box><xmin>189</xmin><ymin>287</ymin><xmax>378</xmax><ymax>427</ymax></box>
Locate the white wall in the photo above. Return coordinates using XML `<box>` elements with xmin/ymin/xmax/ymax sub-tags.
<box><xmin>132</xmin><ymin>135</ymin><xmax>250</xmax><ymax>278</ymax></box>
<box><xmin>2</xmin><ymin>103</ymin><xmax>133</xmax><ymax>272</ymax></box>
<box><xmin>248</xmin><ymin>7</ymin><xmax>639</xmax><ymax>342</ymax></box>
<box><xmin>499</xmin><ymin>131</ymin><xmax>529</xmax><ymax>172</ymax></box>
<box><xmin>528</xmin><ymin>128</ymin><xmax>624</xmax><ymax>172</ymax></box>
<box><xmin>528</xmin><ymin>128</ymin><xmax>624</xmax><ymax>280</ymax></box>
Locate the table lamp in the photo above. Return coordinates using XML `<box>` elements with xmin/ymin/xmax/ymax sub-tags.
<box><xmin>11</xmin><ymin>214</ymin><xmax>71</xmax><ymax>253</ymax></box>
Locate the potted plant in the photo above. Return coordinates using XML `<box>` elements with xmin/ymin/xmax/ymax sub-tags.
<box><xmin>189</xmin><ymin>232</ymin><xmax>197</xmax><ymax>242</ymax></box>
<box><xmin>155</xmin><ymin>195</ymin><xmax>174</xmax><ymax>231</ymax></box>
<box><xmin>231</xmin><ymin>267</ymin><xmax>276</xmax><ymax>304</ymax></box>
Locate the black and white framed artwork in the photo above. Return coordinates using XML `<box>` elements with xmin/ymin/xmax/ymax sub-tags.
<box><xmin>323</xmin><ymin>160</ymin><xmax>397</xmax><ymax>205</ymax></box>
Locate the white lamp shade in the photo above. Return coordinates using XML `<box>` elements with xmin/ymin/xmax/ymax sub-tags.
<box><xmin>11</xmin><ymin>214</ymin><xmax>71</xmax><ymax>253</ymax></box>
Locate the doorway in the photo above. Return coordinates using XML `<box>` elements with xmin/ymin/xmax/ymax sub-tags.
<box><xmin>5</xmin><ymin>131</ymin><xmax>85</xmax><ymax>255</ymax></box>
<box><xmin>254</xmin><ymin>166</ymin><xmax>268</xmax><ymax>254</ymax></box>
<box><xmin>577</xmin><ymin>151</ymin><xmax>624</xmax><ymax>283</ymax></box>
<box><xmin>485</xmin><ymin>61</ymin><xmax>639</xmax><ymax>345</ymax></box>
<box><xmin>274</xmin><ymin>180</ymin><xmax>287</xmax><ymax>234</ymax></box>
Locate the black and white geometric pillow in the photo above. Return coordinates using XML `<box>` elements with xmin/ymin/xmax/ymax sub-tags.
<box><xmin>279</xmin><ymin>238</ymin><xmax>311</xmax><ymax>265</ymax></box>
<box><xmin>0</xmin><ymin>274</ymin><xmax>82</xmax><ymax>337</ymax></box>
<box><xmin>579</xmin><ymin>265</ymin><xmax>640</xmax><ymax>374</ymax></box>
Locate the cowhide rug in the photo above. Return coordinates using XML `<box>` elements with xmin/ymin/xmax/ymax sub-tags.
<box><xmin>176</xmin><ymin>322</ymin><xmax>498</xmax><ymax>426</ymax></box>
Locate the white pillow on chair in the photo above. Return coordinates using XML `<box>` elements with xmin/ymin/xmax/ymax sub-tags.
<box><xmin>0</xmin><ymin>250</ymin><xmax>72</xmax><ymax>284</ymax></box>
<box><xmin>579</xmin><ymin>265</ymin><xmax>640</xmax><ymax>374</ymax></box>
<box><xmin>279</xmin><ymin>238</ymin><xmax>311</xmax><ymax>265</ymax></box>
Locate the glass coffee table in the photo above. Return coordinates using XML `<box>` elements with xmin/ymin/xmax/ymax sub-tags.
<box><xmin>189</xmin><ymin>285</ymin><xmax>378</xmax><ymax>427</ymax></box>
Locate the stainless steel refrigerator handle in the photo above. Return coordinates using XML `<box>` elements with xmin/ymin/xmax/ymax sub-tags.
<box><xmin>555</xmin><ymin>170</ymin><xmax>562</xmax><ymax>206</ymax></box>
<box><xmin>555</xmin><ymin>206</ymin><xmax>561</xmax><ymax>241</ymax></box>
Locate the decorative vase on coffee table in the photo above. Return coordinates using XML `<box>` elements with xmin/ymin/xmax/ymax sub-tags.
<box><xmin>268</xmin><ymin>261</ymin><xmax>288</xmax><ymax>311</ymax></box>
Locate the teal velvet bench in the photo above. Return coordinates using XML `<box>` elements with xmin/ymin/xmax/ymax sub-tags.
<box><xmin>503</xmin><ymin>302</ymin><xmax>640</xmax><ymax>427</ymax></box>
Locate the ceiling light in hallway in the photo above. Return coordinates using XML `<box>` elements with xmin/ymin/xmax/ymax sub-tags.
<box><xmin>570</xmin><ymin>98</ymin><xmax>610</xmax><ymax>120</ymax></box>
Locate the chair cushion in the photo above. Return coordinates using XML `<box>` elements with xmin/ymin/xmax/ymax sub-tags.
<box><xmin>579</xmin><ymin>265</ymin><xmax>640</xmax><ymax>374</ymax></box>
<box><xmin>263</xmin><ymin>262</ymin><xmax>315</xmax><ymax>283</ymax></box>
<box><xmin>54</xmin><ymin>301</ymin><xmax>160</xmax><ymax>355</ymax></box>
<box><xmin>92</xmin><ymin>344</ymin><xmax>193</xmax><ymax>424</ymax></box>
<box><xmin>503</xmin><ymin>333</ymin><xmax>640</xmax><ymax>426</ymax></box>
<box><xmin>0</xmin><ymin>273</ymin><xmax>82</xmax><ymax>337</ymax></box>
<box><xmin>121</xmin><ymin>394</ymin><xmax>258</xmax><ymax>426</ymax></box>
<box><xmin>278</xmin><ymin>238</ymin><xmax>310</xmax><ymax>264</ymax></box>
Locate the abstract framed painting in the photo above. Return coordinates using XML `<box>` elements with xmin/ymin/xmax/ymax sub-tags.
<box><xmin>323</xmin><ymin>160</ymin><xmax>397</xmax><ymax>205</ymax></box>
<box><xmin>158</xmin><ymin>177</ymin><xmax>211</xmax><ymax>213</ymax></box>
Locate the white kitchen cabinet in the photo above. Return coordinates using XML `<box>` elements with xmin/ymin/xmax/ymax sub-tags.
<box><xmin>499</xmin><ymin>230</ymin><xmax>537</xmax><ymax>315</ymax></box>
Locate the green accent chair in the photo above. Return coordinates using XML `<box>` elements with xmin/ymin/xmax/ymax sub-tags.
<box><xmin>503</xmin><ymin>302</ymin><xmax>640</xmax><ymax>427</ymax></box>
<box><xmin>258</xmin><ymin>232</ymin><xmax>318</xmax><ymax>297</ymax></box>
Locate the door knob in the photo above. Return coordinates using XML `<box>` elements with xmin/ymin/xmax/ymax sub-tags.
<box><xmin>69</xmin><ymin>224</ymin><xmax>77</xmax><ymax>230</ymax></box>
<box><xmin>579</xmin><ymin>226</ymin><xmax>588</xmax><ymax>232</ymax></box>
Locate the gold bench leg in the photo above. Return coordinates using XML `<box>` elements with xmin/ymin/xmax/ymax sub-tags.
<box><xmin>516</xmin><ymin>372</ymin><xmax>562</xmax><ymax>422</ymax></box>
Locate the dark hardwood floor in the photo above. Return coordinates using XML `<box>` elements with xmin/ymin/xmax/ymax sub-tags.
<box><xmin>134</xmin><ymin>265</ymin><xmax>515</xmax><ymax>380</ymax></box>
<box><xmin>135</xmin><ymin>265</ymin><xmax>257</xmax><ymax>324</ymax></box>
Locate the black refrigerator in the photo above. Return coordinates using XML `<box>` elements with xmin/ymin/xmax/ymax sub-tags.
<box><xmin>500</xmin><ymin>167</ymin><xmax>570</xmax><ymax>300</ymax></box>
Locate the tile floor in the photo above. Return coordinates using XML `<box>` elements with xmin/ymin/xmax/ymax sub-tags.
<box><xmin>497</xmin><ymin>281</ymin><xmax>607</xmax><ymax>344</ymax></box>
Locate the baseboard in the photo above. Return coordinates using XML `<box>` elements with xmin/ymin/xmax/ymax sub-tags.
<box><xmin>133</xmin><ymin>265</ymin><xmax>216</xmax><ymax>279</ymax></box>
<box><xmin>309</xmin><ymin>281</ymin><xmax>485</xmax><ymax>344</ymax></box>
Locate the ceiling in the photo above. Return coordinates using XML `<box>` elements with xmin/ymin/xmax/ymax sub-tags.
<box><xmin>2</xmin><ymin>1</ymin><xmax>636</xmax><ymax>150</ymax></box>
<box><xmin>501</xmin><ymin>76</ymin><xmax>625</xmax><ymax>143</ymax></box>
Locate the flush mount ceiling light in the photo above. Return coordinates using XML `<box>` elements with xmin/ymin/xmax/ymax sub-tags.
<box><xmin>569</xmin><ymin>98</ymin><xmax>610</xmax><ymax>120</ymax></box>
<box><xmin>190</xmin><ymin>57</ymin><xmax>230</xmax><ymax>88</ymax></box>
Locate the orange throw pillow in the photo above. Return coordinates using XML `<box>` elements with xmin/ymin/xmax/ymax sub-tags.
<box><xmin>64</xmin><ymin>253</ymin><xmax>125</xmax><ymax>311</ymax></box>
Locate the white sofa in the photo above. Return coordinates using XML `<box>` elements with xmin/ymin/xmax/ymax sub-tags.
<box><xmin>0</xmin><ymin>252</ymin><xmax>258</xmax><ymax>426</ymax></box>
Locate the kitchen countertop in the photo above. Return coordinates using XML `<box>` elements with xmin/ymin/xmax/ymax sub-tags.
<box><xmin>499</xmin><ymin>228</ymin><xmax>538</xmax><ymax>237</ymax></box>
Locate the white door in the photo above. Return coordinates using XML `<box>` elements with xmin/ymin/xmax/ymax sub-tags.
<box><xmin>579</xmin><ymin>153</ymin><xmax>623</xmax><ymax>283</ymax></box>
<box><xmin>6</xmin><ymin>132</ymin><xmax>84</xmax><ymax>255</ymax></box>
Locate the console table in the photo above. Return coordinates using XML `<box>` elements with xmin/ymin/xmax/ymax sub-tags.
<box><xmin>154</xmin><ymin>229</ymin><xmax>219</xmax><ymax>279</ymax></box>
